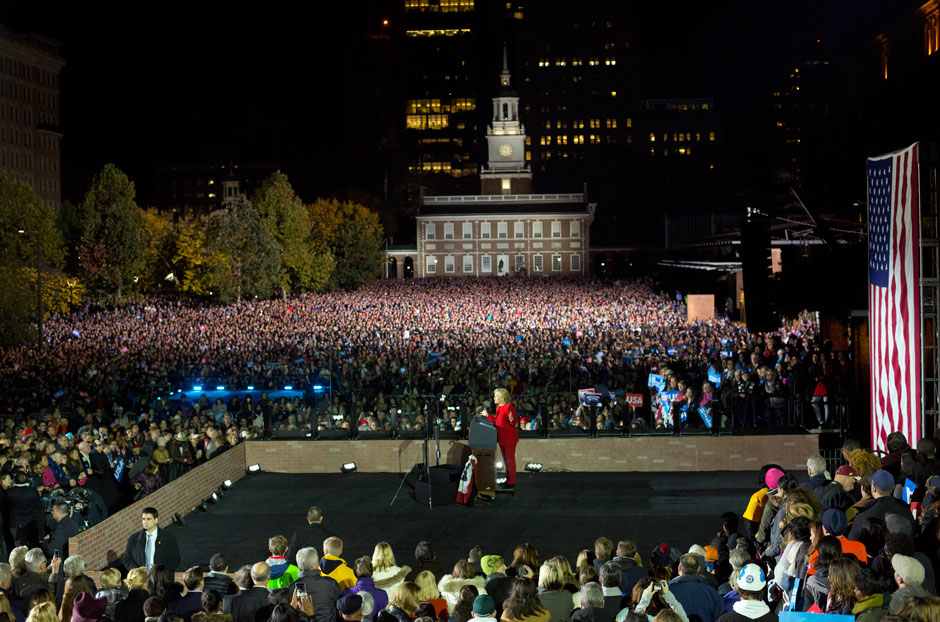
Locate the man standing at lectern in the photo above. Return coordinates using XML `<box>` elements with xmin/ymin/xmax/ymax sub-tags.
<box><xmin>488</xmin><ymin>389</ymin><xmax>518</xmax><ymax>491</ymax></box>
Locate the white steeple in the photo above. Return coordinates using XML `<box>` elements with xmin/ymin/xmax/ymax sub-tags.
<box><xmin>481</xmin><ymin>44</ymin><xmax>531</xmax><ymax>194</ymax></box>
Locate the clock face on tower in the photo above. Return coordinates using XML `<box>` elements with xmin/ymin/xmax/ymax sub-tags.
<box><xmin>498</xmin><ymin>143</ymin><xmax>513</xmax><ymax>157</ymax></box>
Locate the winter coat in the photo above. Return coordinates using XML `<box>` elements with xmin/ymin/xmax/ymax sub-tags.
<box><xmin>537</xmin><ymin>589</ymin><xmax>574</xmax><ymax>622</ymax></box>
<box><xmin>374</xmin><ymin>565</ymin><xmax>412</xmax><ymax>597</ymax></box>
<box><xmin>345</xmin><ymin>577</ymin><xmax>390</xmax><ymax>614</ymax></box>
<box><xmin>437</xmin><ymin>576</ymin><xmax>486</xmax><ymax>613</ymax></box>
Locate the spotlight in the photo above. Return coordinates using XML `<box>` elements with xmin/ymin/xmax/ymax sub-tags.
<box><xmin>247</xmin><ymin>385</ymin><xmax>255</xmax><ymax>390</ymax></box>
<box><xmin>198</xmin><ymin>501</ymin><xmax>208</xmax><ymax>512</ymax></box>
<box><xmin>173</xmin><ymin>512</ymin><xmax>185</xmax><ymax>527</ymax></box>
<box><xmin>209</xmin><ymin>491</ymin><xmax>220</xmax><ymax>504</ymax></box>
<box><xmin>193</xmin><ymin>385</ymin><xmax>202</xmax><ymax>392</ymax></box>
<box><xmin>247</xmin><ymin>464</ymin><xmax>261</xmax><ymax>473</ymax></box>
<box><xmin>222</xmin><ymin>479</ymin><xmax>233</xmax><ymax>489</ymax></box>
<box><xmin>313</xmin><ymin>385</ymin><xmax>324</xmax><ymax>391</ymax></box>
<box><xmin>525</xmin><ymin>463</ymin><xmax>543</xmax><ymax>473</ymax></box>
<box><xmin>496</xmin><ymin>461</ymin><xmax>504</xmax><ymax>469</ymax></box>
<box><xmin>284</xmin><ymin>385</ymin><xmax>293</xmax><ymax>390</ymax></box>
<box><xmin>340</xmin><ymin>462</ymin><xmax>357</xmax><ymax>473</ymax></box>
<box><xmin>216</xmin><ymin>385</ymin><xmax>225</xmax><ymax>391</ymax></box>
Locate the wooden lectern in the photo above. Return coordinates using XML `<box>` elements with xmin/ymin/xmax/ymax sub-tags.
<box><xmin>469</xmin><ymin>418</ymin><xmax>497</xmax><ymax>500</ymax></box>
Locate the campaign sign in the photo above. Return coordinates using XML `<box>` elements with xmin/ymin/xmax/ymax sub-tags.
<box><xmin>708</xmin><ymin>370</ymin><xmax>722</xmax><ymax>384</ymax></box>
<box><xmin>697</xmin><ymin>406</ymin><xmax>713</xmax><ymax>429</ymax></box>
<box><xmin>659</xmin><ymin>391</ymin><xmax>679</xmax><ymax>415</ymax></box>
<box><xmin>904</xmin><ymin>478</ymin><xmax>917</xmax><ymax>503</ymax></box>
<box><xmin>648</xmin><ymin>374</ymin><xmax>665</xmax><ymax>392</ymax></box>
<box><xmin>579</xmin><ymin>392</ymin><xmax>602</xmax><ymax>406</ymax></box>
<box><xmin>623</xmin><ymin>393</ymin><xmax>644</xmax><ymax>407</ymax></box>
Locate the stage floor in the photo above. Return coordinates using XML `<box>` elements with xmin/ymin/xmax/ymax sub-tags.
<box><xmin>168</xmin><ymin>470</ymin><xmax>757</xmax><ymax>571</ymax></box>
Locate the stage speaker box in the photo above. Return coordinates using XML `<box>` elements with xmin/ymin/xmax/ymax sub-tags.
<box><xmin>316</xmin><ymin>429</ymin><xmax>349</xmax><ymax>440</ymax></box>
<box><xmin>272</xmin><ymin>430</ymin><xmax>310</xmax><ymax>439</ymax></box>
<box><xmin>407</xmin><ymin>464</ymin><xmax>461</xmax><ymax>506</ymax></box>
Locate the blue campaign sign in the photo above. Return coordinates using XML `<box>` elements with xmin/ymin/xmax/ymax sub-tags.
<box><xmin>780</xmin><ymin>613</ymin><xmax>853</xmax><ymax>622</ymax></box>
<box><xmin>697</xmin><ymin>406</ymin><xmax>713</xmax><ymax>429</ymax></box>
<box><xmin>113</xmin><ymin>457</ymin><xmax>125</xmax><ymax>482</ymax></box>
<box><xmin>666</xmin><ymin>348</ymin><xmax>677</xmax><ymax>355</ymax></box>
<box><xmin>708</xmin><ymin>370</ymin><xmax>722</xmax><ymax>384</ymax></box>
<box><xmin>580</xmin><ymin>392</ymin><xmax>602</xmax><ymax>406</ymax></box>
<box><xmin>904</xmin><ymin>478</ymin><xmax>917</xmax><ymax>503</ymax></box>
<box><xmin>648</xmin><ymin>374</ymin><xmax>665</xmax><ymax>392</ymax></box>
<box><xmin>660</xmin><ymin>391</ymin><xmax>679</xmax><ymax>414</ymax></box>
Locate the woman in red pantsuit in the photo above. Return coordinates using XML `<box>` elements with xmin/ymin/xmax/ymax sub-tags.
<box><xmin>488</xmin><ymin>387</ymin><xmax>519</xmax><ymax>489</ymax></box>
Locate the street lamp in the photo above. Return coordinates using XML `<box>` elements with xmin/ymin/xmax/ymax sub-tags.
<box><xmin>66</xmin><ymin>280</ymin><xmax>75</xmax><ymax>308</ymax></box>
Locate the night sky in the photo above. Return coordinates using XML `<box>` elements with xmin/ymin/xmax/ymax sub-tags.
<box><xmin>0</xmin><ymin>0</ymin><xmax>895</xmax><ymax>207</ymax></box>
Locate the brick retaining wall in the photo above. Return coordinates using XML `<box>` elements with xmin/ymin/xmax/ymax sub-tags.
<box><xmin>244</xmin><ymin>435</ymin><xmax>819</xmax><ymax>473</ymax></box>
<box><xmin>70</xmin><ymin>443</ymin><xmax>247</xmax><ymax>571</ymax></box>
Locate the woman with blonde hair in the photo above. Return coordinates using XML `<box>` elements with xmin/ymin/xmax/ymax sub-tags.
<box><xmin>95</xmin><ymin>568</ymin><xmax>128</xmax><ymax>618</ymax></box>
<box><xmin>536</xmin><ymin>562</ymin><xmax>572</xmax><ymax>622</ymax></box>
<box><xmin>574</xmin><ymin>551</ymin><xmax>594</xmax><ymax>575</ymax></box>
<box><xmin>372</xmin><ymin>543</ymin><xmax>411</xmax><ymax>595</ymax></box>
<box><xmin>58</xmin><ymin>576</ymin><xmax>92</xmax><ymax>622</ymax></box>
<box><xmin>546</xmin><ymin>557</ymin><xmax>578</xmax><ymax>594</ymax></box>
<box><xmin>376</xmin><ymin>582</ymin><xmax>420</xmax><ymax>622</ymax></box>
<box><xmin>437</xmin><ymin>561</ymin><xmax>484</xmax><ymax>613</ymax></box>
<box><xmin>26</xmin><ymin>602</ymin><xmax>57</xmax><ymax>622</ymax></box>
<box><xmin>415</xmin><ymin>571</ymin><xmax>447</xmax><ymax>620</ymax></box>
<box><xmin>115</xmin><ymin>568</ymin><xmax>150</xmax><ymax>622</ymax></box>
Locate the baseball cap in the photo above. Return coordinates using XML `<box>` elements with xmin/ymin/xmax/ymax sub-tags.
<box><xmin>336</xmin><ymin>595</ymin><xmax>362</xmax><ymax>615</ymax></box>
<box><xmin>737</xmin><ymin>563</ymin><xmax>767</xmax><ymax>591</ymax></box>
<box><xmin>703</xmin><ymin>545</ymin><xmax>719</xmax><ymax>563</ymax></box>
<box><xmin>870</xmin><ymin>469</ymin><xmax>894</xmax><ymax>491</ymax></box>
<box><xmin>821</xmin><ymin>508</ymin><xmax>848</xmax><ymax>536</ymax></box>
<box><xmin>473</xmin><ymin>595</ymin><xmax>496</xmax><ymax>616</ymax></box>
<box><xmin>835</xmin><ymin>465</ymin><xmax>858</xmax><ymax>478</ymax></box>
<box><xmin>650</xmin><ymin>543</ymin><xmax>671</xmax><ymax>568</ymax></box>
<box><xmin>480</xmin><ymin>555</ymin><xmax>503</xmax><ymax>576</ymax></box>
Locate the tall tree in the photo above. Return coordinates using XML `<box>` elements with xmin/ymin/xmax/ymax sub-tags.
<box><xmin>253</xmin><ymin>171</ymin><xmax>316</xmax><ymax>297</ymax></box>
<box><xmin>78</xmin><ymin>164</ymin><xmax>144</xmax><ymax>301</ymax></box>
<box><xmin>308</xmin><ymin>198</ymin><xmax>384</xmax><ymax>290</ymax></box>
<box><xmin>0</xmin><ymin>173</ymin><xmax>65</xmax><ymax>344</ymax></box>
<box><xmin>173</xmin><ymin>214</ymin><xmax>215</xmax><ymax>296</ymax></box>
<box><xmin>206</xmin><ymin>196</ymin><xmax>280</xmax><ymax>303</ymax></box>
<box><xmin>138</xmin><ymin>207</ymin><xmax>176</xmax><ymax>294</ymax></box>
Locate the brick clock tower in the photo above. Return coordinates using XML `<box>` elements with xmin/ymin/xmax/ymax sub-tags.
<box><xmin>480</xmin><ymin>47</ymin><xmax>532</xmax><ymax>195</ymax></box>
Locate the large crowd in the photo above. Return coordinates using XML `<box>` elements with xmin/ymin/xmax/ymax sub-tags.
<box><xmin>0</xmin><ymin>279</ymin><xmax>849</xmax><ymax>437</ymax></box>
<box><xmin>2</xmin><ymin>431</ymin><xmax>940</xmax><ymax>622</ymax></box>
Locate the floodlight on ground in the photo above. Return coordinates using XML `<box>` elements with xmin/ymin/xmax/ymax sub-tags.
<box><xmin>341</xmin><ymin>462</ymin><xmax>357</xmax><ymax>473</ymax></box>
<box><xmin>198</xmin><ymin>500</ymin><xmax>208</xmax><ymax>512</ymax></box>
<box><xmin>209</xmin><ymin>491</ymin><xmax>220</xmax><ymax>504</ymax></box>
<box><xmin>247</xmin><ymin>464</ymin><xmax>261</xmax><ymax>474</ymax></box>
<box><xmin>284</xmin><ymin>385</ymin><xmax>293</xmax><ymax>390</ymax></box>
<box><xmin>193</xmin><ymin>385</ymin><xmax>202</xmax><ymax>392</ymax></box>
<box><xmin>247</xmin><ymin>385</ymin><xmax>255</xmax><ymax>390</ymax></box>
<box><xmin>216</xmin><ymin>385</ymin><xmax>225</xmax><ymax>391</ymax></box>
<box><xmin>313</xmin><ymin>385</ymin><xmax>324</xmax><ymax>391</ymax></box>
<box><xmin>222</xmin><ymin>480</ymin><xmax>233</xmax><ymax>489</ymax></box>
<box><xmin>525</xmin><ymin>463</ymin><xmax>543</xmax><ymax>473</ymax></box>
<box><xmin>496</xmin><ymin>461</ymin><xmax>504</xmax><ymax>469</ymax></box>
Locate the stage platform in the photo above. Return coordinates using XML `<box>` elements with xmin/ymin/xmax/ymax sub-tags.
<box><xmin>149</xmin><ymin>470</ymin><xmax>759</xmax><ymax>573</ymax></box>
<box><xmin>68</xmin><ymin>435</ymin><xmax>816</xmax><ymax>573</ymax></box>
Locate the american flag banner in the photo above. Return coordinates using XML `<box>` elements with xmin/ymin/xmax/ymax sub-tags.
<box><xmin>868</xmin><ymin>142</ymin><xmax>921</xmax><ymax>452</ymax></box>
